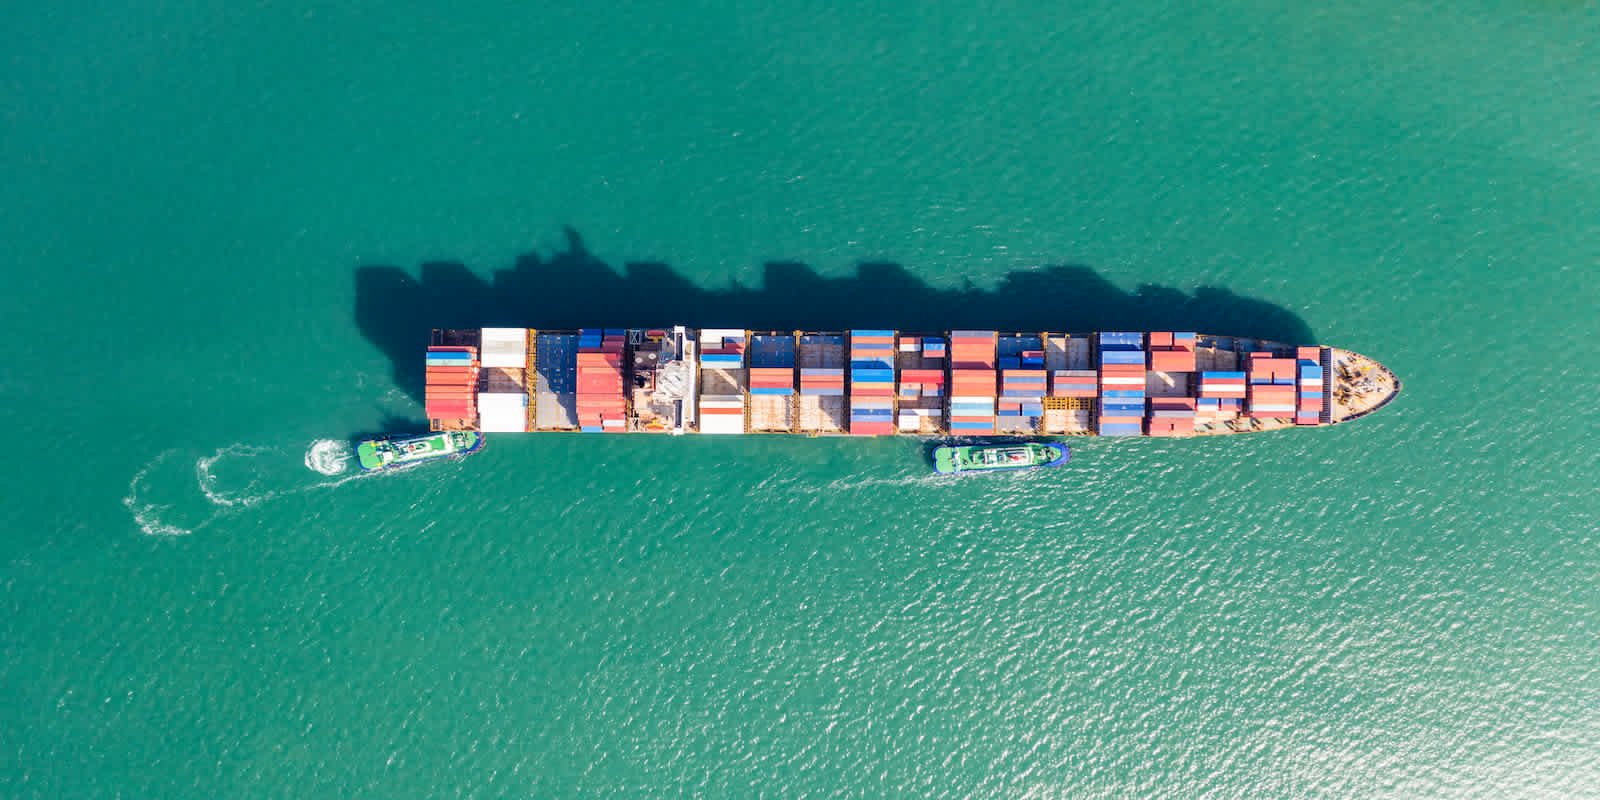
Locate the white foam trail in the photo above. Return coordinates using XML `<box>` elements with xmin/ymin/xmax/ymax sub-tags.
<box><xmin>123</xmin><ymin>450</ymin><xmax>195</xmax><ymax>537</ymax></box>
<box><xmin>196</xmin><ymin>444</ymin><xmax>278</xmax><ymax>507</ymax></box>
<box><xmin>790</xmin><ymin>472</ymin><xmax>963</xmax><ymax>493</ymax></box>
<box><xmin>124</xmin><ymin>440</ymin><xmax>398</xmax><ymax>536</ymax></box>
<box><xmin>304</xmin><ymin>439</ymin><xmax>352</xmax><ymax>476</ymax></box>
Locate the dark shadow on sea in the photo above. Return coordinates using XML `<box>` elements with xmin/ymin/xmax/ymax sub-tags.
<box><xmin>355</xmin><ymin>227</ymin><xmax>1315</xmax><ymax>412</ymax></box>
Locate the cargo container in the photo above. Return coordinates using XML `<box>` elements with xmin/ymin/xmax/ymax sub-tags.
<box><xmin>797</xmin><ymin>333</ymin><xmax>848</xmax><ymax>433</ymax></box>
<box><xmin>895</xmin><ymin>334</ymin><xmax>947</xmax><ymax>434</ymax></box>
<box><xmin>748</xmin><ymin>332</ymin><xmax>797</xmax><ymax>432</ymax></box>
<box><xmin>697</xmin><ymin>329</ymin><xmax>748</xmax><ymax>434</ymax></box>
<box><xmin>422</xmin><ymin>328</ymin><xmax>1398</xmax><ymax>439</ymax></box>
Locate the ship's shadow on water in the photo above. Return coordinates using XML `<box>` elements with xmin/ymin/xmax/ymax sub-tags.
<box><xmin>355</xmin><ymin>227</ymin><xmax>1315</xmax><ymax>409</ymax></box>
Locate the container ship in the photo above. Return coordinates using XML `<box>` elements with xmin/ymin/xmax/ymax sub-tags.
<box><xmin>423</xmin><ymin>328</ymin><xmax>1399</xmax><ymax>437</ymax></box>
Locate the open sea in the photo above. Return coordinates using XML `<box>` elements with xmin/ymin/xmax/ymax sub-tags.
<box><xmin>4</xmin><ymin>0</ymin><xmax>1599</xmax><ymax>797</ymax></box>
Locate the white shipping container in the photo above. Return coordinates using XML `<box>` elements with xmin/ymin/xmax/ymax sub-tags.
<box><xmin>476</xmin><ymin>391</ymin><xmax>528</xmax><ymax>432</ymax></box>
<box><xmin>699</xmin><ymin>328</ymin><xmax>745</xmax><ymax>345</ymax></box>
<box><xmin>699</xmin><ymin>415</ymin><xmax>746</xmax><ymax>434</ymax></box>
<box><xmin>480</xmin><ymin>328</ymin><xmax>528</xmax><ymax>368</ymax></box>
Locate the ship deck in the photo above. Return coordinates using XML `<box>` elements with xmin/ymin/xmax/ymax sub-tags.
<box><xmin>749</xmin><ymin>332</ymin><xmax>796</xmax><ymax>433</ymax></box>
<box><xmin>534</xmin><ymin>332</ymin><xmax>578</xmax><ymax>429</ymax></box>
<box><xmin>1330</xmin><ymin>348</ymin><xmax>1401</xmax><ymax>423</ymax></box>
<box><xmin>422</xmin><ymin>328</ymin><xmax>1399</xmax><ymax>438</ymax></box>
<box><xmin>895</xmin><ymin>333</ymin><xmax>945</xmax><ymax>435</ymax></box>
<box><xmin>797</xmin><ymin>333</ymin><xmax>845</xmax><ymax>433</ymax></box>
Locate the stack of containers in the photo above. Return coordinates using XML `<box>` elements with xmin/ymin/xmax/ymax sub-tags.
<box><xmin>477</xmin><ymin>392</ymin><xmax>529</xmax><ymax>432</ymax></box>
<box><xmin>997</xmin><ymin>335</ymin><xmax>1045</xmax><ymax>370</ymax></box>
<box><xmin>1051</xmin><ymin>369</ymin><xmax>1098</xmax><ymax>397</ymax></box>
<box><xmin>749</xmin><ymin>371</ymin><xmax>792</xmax><ymax>394</ymax></box>
<box><xmin>1147</xmin><ymin>397</ymin><xmax>1197</xmax><ymax>436</ymax></box>
<box><xmin>922</xmin><ymin>337</ymin><xmax>946</xmax><ymax>360</ymax></box>
<box><xmin>1247</xmin><ymin>353</ymin><xmax>1297</xmax><ymax>418</ymax></box>
<box><xmin>479</xmin><ymin>328</ymin><xmax>527</xmax><ymax>369</ymax></box>
<box><xmin>1147</xmin><ymin>331</ymin><xmax>1197</xmax><ymax>372</ymax></box>
<box><xmin>698</xmin><ymin>329</ymin><xmax>747</xmax><ymax>434</ymax></box>
<box><xmin>848</xmin><ymin>330</ymin><xmax>896</xmax><ymax>435</ymax></box>
<box><xmin>1199</xmin><ymin>371</ymin><xmax>1247</xmax><ymax>399</ymax></box>
<box><xmin>997</xmin><ymin>334</ymin><xmax>1043</xmax><ymax>425</ymax></box>
<box><xmin>425</xmin><ymin>346</ymin><xmax>478</xmax><ymax>420</ymax></box>
<box><xmin>949</xmin><ymin>331</ymin><xmax>998</xmax><ymax>434</ymax></box>
<box><xmin>999</xmin><ymin>370</ymin><xmax>1046</xmax><ymax>424</ymax></box>
<box><xmin>576</xmin><ymin>329</ymin><xmax>626</xmax><ymax>432</ymax></box>
<box><xmin>748</xmin><ymin>335</ymin><xmax>795</xmax><ymax>398</ymax></box>
<box><xmin>1296</xmin><ymin>346</ymin><xmax>1324</xmax><ymax>425</ymax></box>
<box><xmin>897</xmin><ymin>368</ymin><xmax>945</xmax><ymax>431</ymax></box>
<box><xmin>1097</xmin><ymin>332</ymin><xmax>1146</xmax><ymax>436</ymax></box>
<box><xmin>800</xmin><ymin>368</ymin><xmax>844</xmax><ymax>397</ymax></box>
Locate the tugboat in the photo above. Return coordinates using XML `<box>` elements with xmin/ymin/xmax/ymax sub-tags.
<box><xmin>932</xmin><ymin>442</ymin><xmax>1069</xmax><ymax>475</ymax></box>
<box><xmin>357</xmin><ymin>431</ymin><xmax>484</xmax><ymax>471</ymax></box>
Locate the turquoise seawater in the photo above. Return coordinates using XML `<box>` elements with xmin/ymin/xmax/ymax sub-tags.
<box><xmin>5</xmin><ymin>0</ymin><xmax>1599</xmax><ymax>796</ymax></box>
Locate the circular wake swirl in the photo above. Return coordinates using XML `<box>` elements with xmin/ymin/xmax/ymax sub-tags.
<box><xmin>124</xmin><ymin>440</ymin><xmax>383</xmax><ymax>536</ymax></box>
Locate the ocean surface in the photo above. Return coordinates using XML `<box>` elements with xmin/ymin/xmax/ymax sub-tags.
<box><xmin>4</xmin><ymin>0</ymin><xmax>1599</xmax><ymax>796</ymax></box>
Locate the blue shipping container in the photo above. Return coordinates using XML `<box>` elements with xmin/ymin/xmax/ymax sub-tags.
<box><xmin>1101</xmin><ymin>352</ymin><xmax>1145</xmax><ymax>365</ymax></box>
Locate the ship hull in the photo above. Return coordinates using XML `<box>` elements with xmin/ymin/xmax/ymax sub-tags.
<box><xmin>419</xmin><ymin>328</ymin><xmax>1399</xmax><ymax>438</ymax></box>
<box><xmin>357</xmin><ymin>431</ymin><xmax>484</xmax><ymax>471</ymax></box>
<box><xmin>933</xmin><ymin>442</ymin><xmax>1069</xmax><ymax>474</ymax></box>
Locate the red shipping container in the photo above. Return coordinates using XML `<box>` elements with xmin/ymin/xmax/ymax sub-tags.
<box><xmin>848</xmin><ymin>422</ymin><xmax>896</xmax><ymax>435</ymax></box>
<box><xmin>1150</xmin><ymin>351</ymin><xmax>1197</xmax><ymax>371</ymax></box>
<box><xmin>1150</xmin><ymin>332</ymin><xmax>1173</xmax><ymax>347</ymax></box>
<box><xmin>1151</xmin><ymin>397</ymin><xmax>1198</xmax><ymax>409</ymax></box>
<box><xmin>1297</xmin><ymin>347</ymin><xmax>1321</xmax><ymax>360</ymax></box>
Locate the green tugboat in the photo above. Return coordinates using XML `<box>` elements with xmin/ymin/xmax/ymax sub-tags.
<box><xmin>357</xmin><ymin>431</ymin><xmax>484</xmax><ymax>471</ymax></box>
<box><xmin>933</xmin><ymin>442</ymin><xmax>1069</xmax><ymax>475</ymax></box>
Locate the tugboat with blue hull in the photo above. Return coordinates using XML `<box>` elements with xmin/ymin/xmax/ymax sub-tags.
<box><xmin>933</xmin><ymin>442</ymin><xmax>1069</xmax><ymax>475</ymax></box>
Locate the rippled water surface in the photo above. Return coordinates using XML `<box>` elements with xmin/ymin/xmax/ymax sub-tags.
<box><xmin>4</xmin><ymin>0</ymin><xmax>1598</xmax><ymax>797</ymax></box>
